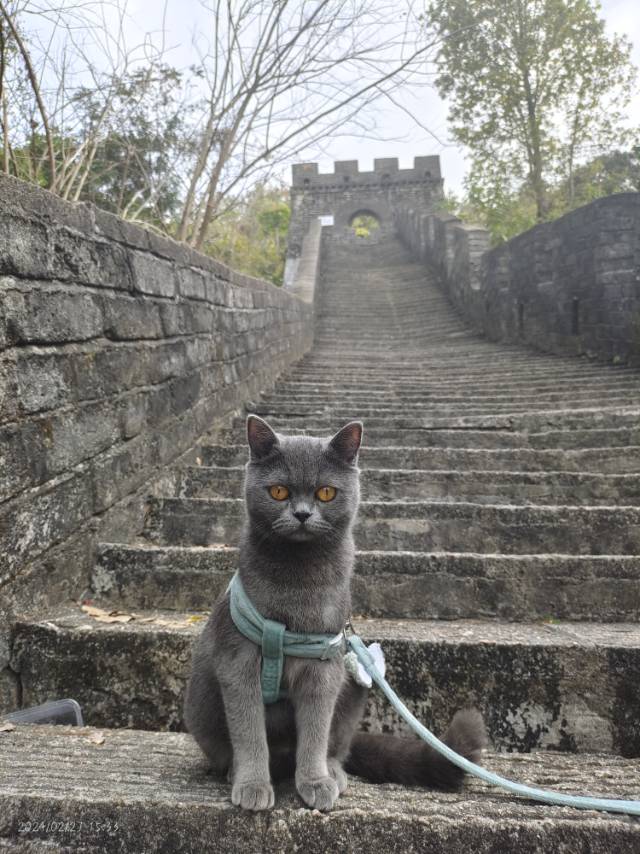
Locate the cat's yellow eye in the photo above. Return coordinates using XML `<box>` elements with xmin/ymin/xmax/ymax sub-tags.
<box><xmin>316</xmin><ymin>486</ymin><xmax>337</xmax><ymax>502</ymax></box>
<box><xmin>269</xmin><ymin>485</ymin><xmax>289</xmax><ymax>501</ymax></box>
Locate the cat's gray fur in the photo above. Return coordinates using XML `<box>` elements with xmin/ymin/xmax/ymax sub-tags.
<box><xmin>184</xmin><ymin>415</ymin><xmax>487</xmax><ymax>812</ymax></box>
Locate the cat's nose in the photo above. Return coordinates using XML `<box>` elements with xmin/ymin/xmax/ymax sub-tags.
<box><xmin>293</xmin><ymin>510</ymin><xmax>312</xmax><ymax>524</ymax></box>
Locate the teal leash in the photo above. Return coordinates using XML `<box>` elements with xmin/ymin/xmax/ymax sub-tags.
<box><xmin>228</xmin><ymin>572</ymin><xmax>640</xmax><ymax>815</ymax></box>
<box><xmin>347</xmin><ymin>634</ymin><xmax>640</xmax><ymax>817</ymax></box>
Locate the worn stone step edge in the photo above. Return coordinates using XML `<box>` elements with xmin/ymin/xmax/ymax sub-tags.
<box><xmin>175</xmin><ymin>465</ymin><xmax>640</xmax><ymax>505</ymax></box>
<box><xmin>2</xmin><ymin>726</ymin><xmax>639</xmax><ymax>854</ymax></box>
<box><xmin>93</xmin><ymin>543</ymin><xmax>640</xmax><ymax>621</ymax></box>
<box><xmin>274</xmin><ymin>373</ymin><xmax>640</xmax><ymax>390</ymax></box>
<box><xmin>242</xmin><ymin>404</ymin><xmax>640</xmax><ymax>423</ymax></box>
<box><xmin>212</xmin><ymin>425</ymin><xmax>640</xmax><ymax>451</ymax></box>
<box><xmin>8</xmin><ymin>609</ymin><xmax>640</xmax><ymax>753</ymax></box>
<box><xmin>198</xmin><ymin>443</ymin><xmax>640</xmax><ymax>474</ymax></box>
<box><xmin>283</xmin><ymin>371</ymin><xmax>640</xmax><ymax>387</ymax></box>
<box><xmin>142</xmin><ymin>496</ymin><xmax>640</xmax><ymax>555</ymax></box>
<box><xmin>285</xmin><ymin>372</ymin><xmax>639</xmax><ymax>385</ymax></box>
<box><xmin>231</xmin><ymin>408</ymin><xmax>640</xmax><ymax>433</ymax></box>
<box><xmin>252</xmin><ymin>392</ymin><xmax>640</xmax><ymax>414</ymax></box>
<box><xmin>288</xmin><ymin>359</ymin><xmax>636</xmax><ymax>373</ymax></box>
<box><xmin>256</xmin><ymin>388</ymin><xmax>640</xmax><ymax>406</ymax></box>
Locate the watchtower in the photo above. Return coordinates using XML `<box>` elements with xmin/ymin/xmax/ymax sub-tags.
<box><xmin>286</xmin><ymin>155</ymin><xmax>444</xmax><ymax>263</ymax></box>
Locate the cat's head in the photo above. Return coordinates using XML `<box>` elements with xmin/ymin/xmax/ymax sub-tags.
<box><xmin>244</xmin><ymin>415</ymin><xmax>363</xmax><ymax>544</ymax></box>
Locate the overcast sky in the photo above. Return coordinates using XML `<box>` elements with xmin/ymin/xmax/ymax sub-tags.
<box><xmin>304</xmin><ymin>0</ymin><xmax>640</xmax><ymax>194</ymax></box>
<box><xmin>124</xmin><ymin>0</ymin><xmax>640</xmax><ymax>195</ymax></box>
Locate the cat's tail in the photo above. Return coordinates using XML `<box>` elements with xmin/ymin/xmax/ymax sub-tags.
<box><xmin>344</xmin><ymin>708</ymin><xmax>487</xmax><ymax>791</ymax></box>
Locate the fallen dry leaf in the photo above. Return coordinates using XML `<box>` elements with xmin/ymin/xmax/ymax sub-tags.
<box><xmin>81</xmin><ymin>605</ymin><xmax>135</xmax><ymax>624</ymax></box>
<box><xmin>80</xmin><ymin>606</ymin><xmax>205</xmax><ymax>630</ymax></box>
<box><xmin>0</xmin><ymin>722</ymin><xmax>16</xmax><ymax>733</ymax></box>
<box><xmin>153</xmin><ymin>619</ymin><xmax>188</xmax><ymax>628</ymax></box>
<box><xmin>86</xmin><ymin>731</ymin><xmax>105</xmax><ymax>745</ymax></box>
<box><xmin>82</xmin><ymin>605</ymin><xmax>111</xmax><ymax>617</ymax></box>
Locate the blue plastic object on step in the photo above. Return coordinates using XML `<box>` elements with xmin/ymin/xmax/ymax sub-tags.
<box><xmin>5</xmin><ymin>698</ymin><xmax>84</xmax><ymax>727</ymax></box>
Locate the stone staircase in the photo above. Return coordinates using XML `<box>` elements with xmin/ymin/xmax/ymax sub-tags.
<box><xmin>3</xmin><ymin>231</ymin><xmax>640</xmax><ymax>851</ymax></box>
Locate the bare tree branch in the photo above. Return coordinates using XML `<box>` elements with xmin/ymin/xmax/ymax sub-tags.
<box><xmin>0</xmin><ymin>0</ymin><xmax>56</xmax><ymax>184</ymax></box>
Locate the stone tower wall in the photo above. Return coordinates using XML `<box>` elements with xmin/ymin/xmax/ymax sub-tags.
<box><xmin>286</xmin><ymin>156</ymin><xmax>444</xmax><ymax>261</ymax></box>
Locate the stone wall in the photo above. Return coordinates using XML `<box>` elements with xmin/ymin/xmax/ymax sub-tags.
<box><xmin>283</xmin><ymin>218</ymin><xmax>324</xmax><ymax>297</ymax></box>
<box><xmin>0</xmin><ymin>175</ymin><xmax>314</xmax><ymax>641</ymax></box>
<box><xmin>395</xmin><ymin>193</ymin><xmax>640</xmax><ymax>364</ymax></box>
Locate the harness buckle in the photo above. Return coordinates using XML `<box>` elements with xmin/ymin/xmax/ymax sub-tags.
<box><xmin>320</xmin><ymin>631</ymin><xmax>346</xmax><ymax>660</ymax></box>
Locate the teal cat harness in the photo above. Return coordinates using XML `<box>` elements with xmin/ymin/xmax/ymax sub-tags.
<box><xmin>228</xmin><ymin>573</ymin><xmax>344</xmax><ymax>704</ymax></box>
<box><xmin>228</xmin><ymin>572</ymin><xmax>640</xmax><ymax>817</ymax></box>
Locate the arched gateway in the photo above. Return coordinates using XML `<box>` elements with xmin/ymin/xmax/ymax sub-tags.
<box><xmin>284</xmin><ymin>156</ymin><xmax>444</xmax><ymax>286</ymax></box>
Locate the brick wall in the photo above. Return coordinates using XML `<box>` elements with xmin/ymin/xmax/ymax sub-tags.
<box><xmin>395</xmin><ymin>193</ymin><xmax>640</xmax><ymax>364</ymax></box>
<box><xmin>0</xmin><ymin>176</ymin><xmax>313</xmax><ymax>638</ymax></box>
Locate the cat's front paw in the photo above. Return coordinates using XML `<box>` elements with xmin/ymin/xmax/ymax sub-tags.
<box><xmin>296</xmin><ymin>775</ymin><xmax>340</xmax><ymax>811</ymax></box>
<box><xmin>231</xmin><ymin>779</ymin><xmax>275</xmax><ymax>811</ymax></box>
<box><xmin>327</xmin><ymin>757</ymin><xmax>348</xmax><ymax>794</ymax></box>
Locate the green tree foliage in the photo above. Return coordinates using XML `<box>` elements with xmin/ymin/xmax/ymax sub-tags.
<box><xmin>350</xmin><ymin>214</ymin><xmax>380</xmax><ymax>237</ymax></box>
<box><xmin>1</xmin><ymin>66</ymin><xmax>189</xmax><ymax>228</ymax></box>
<box><xmin>549</xmin><ymin>145</ymin><xmax>640</xmax><ymax>212</ymax></box>
<box><xmin>426</xmin><ymin>0</ymin><xmax>636</xmax><ymax>224</ymax></box>
<box><xmin>201</xmin><ymin>184</ymin><xmax>291</xmax><ymax>285</ymax></box>
<box><xmin>452</xmin><ymin>145</ymin><xmax>640</xmax><ymax>244</ymax></box>
<box><xmin>71</xmin><ymin>66</ymin><xmax>189</xmax><ymax>226</ymax></box>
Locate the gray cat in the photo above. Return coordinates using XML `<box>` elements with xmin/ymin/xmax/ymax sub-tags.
<box><xmin>184</xmin><ymin>415</ymin><xmax>486</xmax><ymax>812</ymax></box>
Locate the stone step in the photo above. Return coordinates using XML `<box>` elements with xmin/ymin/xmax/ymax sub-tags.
<box><xmin>94</xmin><ymin>544</ymin><xmax>640</xmax><ymax>622</ymax></box>
<box><xmin>3</xmin><ymin>726</ymin><xmax>639</xmax><ymax>853</ymax></box>
<box><xmin>273</xmin><ymin>373</ymin><xmax>640</xmax><ymax>394</ymax></box>
<box><xmin>317</xmin><ymin>329</ymin><xmax>465</xmax><ymax>336</ymax></box>
<box><xmin>257</xmin><ymin>386</ymin><xmax>640</xmax><ymax>407</ymax></box>
<box><xmin>143</xmin><ymin>496</ymin><xmax>640</xmax><ymax>555</ymax></box>
<box><xmin>309</xmin><ymin>335</ymin><xmax>487</xmax><ymax>345</ymax></box>
<box><xmin>246</xmin><ymin>397</ymin><xmax>640</xmax><ymax>418</ymax></box>
<box><xmin>175</xmin><ymin>464</ymin><xmax>640</xmax><ymax>506</ymax></box>
<box><xmin>294</xmin><ymin>350</ymin><xmax>616</xmax><ymax>365</ymax></box>
<box><xmin>232</xmin><ymin>408</ymin><xmax>640</xmax><ymax>434</ymax></box>
<box><xmin>212</xmin><ymin>425</ymin><xmax>640</xmax><ymax>450</ymax></box>
<box><xmin>272</xmin><ymin>376</ymin><xmax>638</xmax><ymax>401</ymax></box>
<box><xmin>284</xmin><ymin>376</ymin><xmax>638</xmax><ymax>394</ymax></box>
<box><xmin>292</xmin><ymin>360</ymin><xmax>583</xmax><ymax>374</ymax></box>
<box><xmin>312</xmin><ymin>314</ymin><xmax>465</xmax><ymax>325</ymax></box>
<box><xmin>198</xmin><ymin>443</ymin><xmax>640</xmax><ymax>474</ymax></box>
<box><xmin>9</xmin><ymin>607</ymin><xmax>640</xmax><ymax>754</ymax></box>
<box><xmin>284</xmin><ymin>365</ymin><xmax>637</xmax><ymax>382</ymax></box>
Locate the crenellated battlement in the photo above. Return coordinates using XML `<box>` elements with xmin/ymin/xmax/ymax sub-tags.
<box><xmin>291</xmin><ymin>156</ymin><xmax>442</xmax><ymax>187</ymax></box>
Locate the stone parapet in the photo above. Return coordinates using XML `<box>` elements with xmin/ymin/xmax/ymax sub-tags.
<box><xmin>283</xmin><ymin>217</ymin><xmax>324</xmax><ymax>300</ymax></box>
<box><xmin>394</xmin><ymin>194</ymin><xmax>640</xmax><ymax>364</ymax></box>
<box><xmin>292</xmin><ymin>156</ymin><xmax>442</xmax><ymax>187</ymax></box>
<box><xmin>0</xmin><ymin>175</ymin><xmax>313</xmax><ymax>674</ymax></box>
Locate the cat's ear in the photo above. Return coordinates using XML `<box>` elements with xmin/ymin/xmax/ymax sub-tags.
<box><xmin>328</xmin><ymin>421</ymin><xmax>363</xmax><ymax>465</ymax></box>
<box><xmin>247</xmin><ymin>414</ymin><xmax>279</xmax><ymax>460</ymax></box>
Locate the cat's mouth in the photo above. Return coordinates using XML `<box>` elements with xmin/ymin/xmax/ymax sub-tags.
<box><xmin>287</xmin><ymin>525</ymin><xmax>317</xmax><ymax>541</ymax></box>
<box><xmin>270</xmin><ymin>514</ymin><xmax>329</xmax><ymax>543</ymax></box>
<box><xmin>272</xmin><ymin>521</ymin><xmax>319</xmax><ymax>542</ymax></box>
